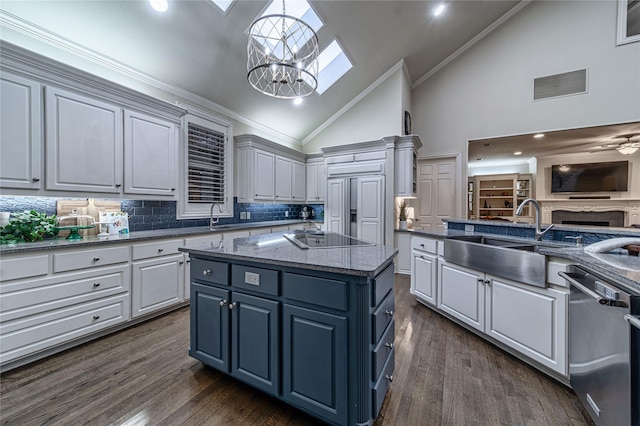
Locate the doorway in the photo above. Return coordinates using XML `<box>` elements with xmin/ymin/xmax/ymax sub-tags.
<box><xmin>414</xmin><ymin>156</ymin><xmax>459</xmax><ymax>231</ymax></box>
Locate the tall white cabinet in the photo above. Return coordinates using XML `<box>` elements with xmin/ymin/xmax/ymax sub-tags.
<box><xmin>306</xmin><ymin>156</ymin><xmax>326</xmax><ymax>203</ymax></box>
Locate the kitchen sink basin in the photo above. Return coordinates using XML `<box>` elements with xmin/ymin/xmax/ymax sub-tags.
<box><xmin>444</xmin><ymin>236</ymin><xmax>546</xmax><ymax>287</ymax></box>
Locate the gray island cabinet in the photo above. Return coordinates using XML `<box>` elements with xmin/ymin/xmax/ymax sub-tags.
<box><xmin>179</xmin><ymin>233</ymin><xmax>397</xmax><ymax>425</ymax></box>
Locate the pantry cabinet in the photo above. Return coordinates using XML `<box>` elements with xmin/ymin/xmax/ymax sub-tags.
<box><xmin>0</xmin><ymin>72</ymin><xmax>42</xmax><ymax>190</ymax></box>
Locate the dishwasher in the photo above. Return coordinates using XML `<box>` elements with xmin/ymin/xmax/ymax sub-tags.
<box><xmin>560</xmin><ymin>265</ymin><xmax>640</xmax><ymax>426</ymax></box>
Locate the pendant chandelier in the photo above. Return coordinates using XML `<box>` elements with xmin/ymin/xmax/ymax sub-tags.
<box><xmin>247</xmin><ymin>0</ymin><xmax>319</xmax><ymax>99</ymax></box>
<box><xmin>616</xmin><ymin>135</ymin><xmax>640</xmax><ymax>155</ymax></box>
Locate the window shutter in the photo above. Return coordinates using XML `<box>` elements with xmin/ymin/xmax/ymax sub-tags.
<box><xmin>187</xmin><ymin>123</ymin><xmax>225</xmax><ymax>204</ymax></box>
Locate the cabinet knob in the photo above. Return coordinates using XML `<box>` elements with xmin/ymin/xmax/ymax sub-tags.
<box><xmin>158</xmin><ymin>248</ymin><xmax>164</xmax><ymax>253</ymax></box>
<box><xmin>32</xmin><ymin>177</ymin><xmax>40</xmax><ymax>182</ymax></box>
<box><xmin>385</xmin><ymin>342</ymin><xmax>393</xmax><ymax>349</ymax></box>
<box><xmin>179</xmin><ymin>260</ymin><xmax>184</xmax><ymax>265</ymax></box>
<box><xmin>385</xmin><ymin>310</ymin><xmax>394</xmax><ymax>317</ymax></box>
<box><xmin>171</xmin><ymin>188</ymin><xmax>175</xmax><ymax>191</ymax></box>
<box><xmin>477</xmin><ymin>278</ymin><xmax>484</xmax><ymax>283</ymax></box>
<box><xmin>385</xmin><ymin>374</ymin><xmax>394</xmax><ymax>382</ymax></box>
<box><xmin>93</xmin><ymin>315</ymin><xmax>100</xmax><ymax>320</ymax></box>
<box><xmin>93</xmin><ymin>282</ymin><xmax>100</xmax><ymax>288</ymax></box>
<box><xmin>420</xmin><ymin>243</ymin><xmax>425</xmax><ymax>248</ymax></box>
<box><xmin>203</xmin><ymin>269</ymin><xmax>212</xmax><ymax>276</ymax></box>
<box><xmin>115</xmin><ymin>184</ymin><xmax>122</xmax><ymax>188</ymax></box>
<box><xmin>229</xmin><ymin>302</ymin><xmax>237</xmax><ymax>310</ymax></box>
<box><xmin>186</xmin><ymin>259</ymin><xmax>191</xmax><ymax>263</ymax></box>
<box><xmin>219</xmin><ymin>300</ymin><xmax>227</xmax><ymax>307</ymax></box>
<box><xmin>93</xmin><ymin>257</ymin><xmax>100</xmax><ymax>262</ymax></box>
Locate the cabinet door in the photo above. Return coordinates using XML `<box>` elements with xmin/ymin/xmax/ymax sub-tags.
<box><xmin>291</xmin><ymin>160</ymin><xmax>306</xmax><ymax>202</ymax></box>
<box><xmin>275</xmin><ymin>155</ymin><xmax>292</xmax><ymax>201</ymax></box>
<box><xmin>485</xmin><ymin>277</ymin><xmax>568</xmax><ymax>375</ymax></box>
<box><xmin>254</xmin><ymin>149</ymin><xmax>275</xmax><ymax>200</ymax></box>
<box><xmin>306</xmin><ymin>161</ymin><xmax>319</xmax><ymax>201</ymax></box>
<box><xmin>45</xmin><ymin>86</ymin><xmax>123</xmax><ymax>193</ymax></box>
<box><xmin>124</xmin><ymin>110</ymin><xmax>176</xmax><ymax>196</ymax></box>
<box><xmin>438</xmin><ymin>260</ymin><xmax>485</xmax><ymax>331</ymax></box>
<box><xmin>131</xmin><ymin>254</ymin><xmax>184</xmax><ymax>318</ymax></box>
<box><xmin>230</xmin><ymin>292</ymin><xmax>280</xmax><ymax>396</ymax></box>
<box><xmin>412</xmin><ymin>250</ymin><xmax>437</xmax><ymax>306</ymax></box>
<box><xmin>283</xmin><ymin>304</ymin><xmax>347</xmax><ymax>425</ymax></box>
<box><xmin>0</xmin><ymin>72</ymin><xmax>41</xmax><ymax>189</ymax></box>
<box><xmin>190</xmin><ymin>283</ymin><xmax>230</xmax><ymax>371</ymax></box>
<box><xmin>316</xmin><ymin>161</ymin><xmax>326</xmax><ymax>202</ymax></box>
<box><xmin>395</xmin><ymin>233</ymin><xmax>411</xmax><ymax>274</ymax></box>
<box><xmin>357</xmin><ymin>175</ymin><xmax>385</xmax><ymax>244</ymax></box>
<box><xmin>326</xmin><ymin>178</ymin><xmax>345</xmax><ymax>234</ymax></box>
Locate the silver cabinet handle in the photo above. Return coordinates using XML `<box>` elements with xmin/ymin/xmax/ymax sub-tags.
<box><xmin>229</xmin><ymin>302</ymin><xmax>237</xmax><ymax>310</ymax></box>
<box><xmin>625</xmin><ymin>314</ymin><xmax>640</xmax><ymax>330</ymax></box>
<box><xmin>219</xmin><ymin>300</ymin><xmax>228</xmax><ymax>307</ymax></box>
<box><xmin>385</xmin><ymin>310</ymin><xmax>394</xmax><ymax>317</ymax></box>
<box><xmin>203</xmin><ymin>269</ymin><xmax>212</xmax><ymax>276</ymax></box>
<box><xmin>385</xmin><ymin>342</ymin><xmax>393</xmax><ymax>349</ymax></box>
<box><xmin>93</xmin><ymin>315</ymin><xmax>100</xmax><ymax>320</ymax></box>
<box><xmin>385</xmin><ymin>374</ymin><xmax>393</xmax><ymax>382</ymax></box>
<box><xmin>93</xmin><ymin>257</ymin><xmax>100</xmax><ymax>262</ymax></box>
<box><xmin>93</xmin><ymin>283</ymin><xmax>100</xmax><ymax>288</ymax></box>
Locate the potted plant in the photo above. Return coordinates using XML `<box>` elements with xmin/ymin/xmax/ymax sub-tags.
<box><xmin>0</xmin><ymin>210</ymin><xmax>58</xmax><ymax>244</ymax></box>
<box><xmin>397</xmin><ymin>200</ymin><xmax>409</xmax><ymax>230</ymax></box>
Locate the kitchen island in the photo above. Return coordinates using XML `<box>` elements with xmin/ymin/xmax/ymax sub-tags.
<box><xmin>179</xmin><ymin>232</ymin><xmax>397</xmax><ymax>426</ymax></box>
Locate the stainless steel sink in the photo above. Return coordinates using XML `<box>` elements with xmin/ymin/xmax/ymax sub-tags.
<box><xmin>444</xmin><ymin>236</ymin><xmax>546</xmax><ymax>287</ymax></box>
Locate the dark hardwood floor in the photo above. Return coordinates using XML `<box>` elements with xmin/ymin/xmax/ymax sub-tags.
<box><xmin>0</xmin><ymin>275</ymin><xmax>593</xmax><ymax>425</ymax></box>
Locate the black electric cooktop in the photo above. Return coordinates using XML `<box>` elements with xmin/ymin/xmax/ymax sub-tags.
<box><xmin>283</xmin><ymin>232</ymin><xmax>374</xmax><ymax>249</ymax></box>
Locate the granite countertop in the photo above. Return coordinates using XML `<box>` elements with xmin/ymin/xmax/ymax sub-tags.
<box><xmin>0</xmin><ymin>219</ymin><xmax>319</xmax><ymax>255</ymax></box>
<box><xmin>180</xmin><ymin>233</ymin><xmax>398</xmax><ymax>278</ymax></box>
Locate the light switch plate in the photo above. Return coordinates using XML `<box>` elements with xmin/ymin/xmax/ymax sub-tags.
<box><xmin>246</xmin><ymin>212</ymin><xmax>251</xmax><ymax>219</ymax></box>
<box><xmin>465</xmin><ymin>224</ymin><xmax>474</xmax><ymax>232</ymax></box>
<box><xmin>240</xmin><ymin>212</ymin><xmax>247</xmax><ymax>219</ymax></box>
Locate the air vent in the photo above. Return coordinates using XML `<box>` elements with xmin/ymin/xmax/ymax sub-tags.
<box><xmin>533</xmin><ymin>69</ymin><xmax>587</xmax><ymax>100</ymax></box>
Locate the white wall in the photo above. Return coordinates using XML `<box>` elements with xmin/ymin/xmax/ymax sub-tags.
<box><xmin>412</xmin><ymin>1</ymin><xmax>640</xmax><ymax>177</ymax></box>
<box><xmin>468</xmin><ymin>162</ymin><xmax>532</xmax><ymax>177</ymax></box>
<box><xmin>303</xmin><ymin>67</ymin><xmax>404</xmax><ymax>153</ymax></box>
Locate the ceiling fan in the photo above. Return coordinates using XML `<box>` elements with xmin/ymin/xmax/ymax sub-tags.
<box><xmin>593</xmin><ymin>134</ymin><xmax>640</xmax><ymax>155</ymax></box>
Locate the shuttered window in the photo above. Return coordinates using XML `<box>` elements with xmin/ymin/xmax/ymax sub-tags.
<box><xmin>187</xmin><ymin>123</ymin><xmax>225</xmax><ymax>204</ymax></box>
<box><xmin>178</xmin><ymin>112</ymin><xmax>233</xmax><ymax>219</ymax></box>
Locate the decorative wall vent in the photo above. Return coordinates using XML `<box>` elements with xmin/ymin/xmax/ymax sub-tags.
<box><xmin>533</xmin><ymin>69</ymin><xmax>587</xmax><ymax>100</ymax></box>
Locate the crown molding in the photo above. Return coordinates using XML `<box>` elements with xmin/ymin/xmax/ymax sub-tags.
<box><xmin>0</xmin><ymin>10</ymin><xmax>301</xmax><ymax>147</ymax></box>
<box><xmin>301</xmin><ymin>59</ymin><xmax>406</xmax><ymax>146</ymax></box>
<box><xmin>412</xmin><ymin>0</ymin><xmax>531</xmax><ymax>89</ymax></box>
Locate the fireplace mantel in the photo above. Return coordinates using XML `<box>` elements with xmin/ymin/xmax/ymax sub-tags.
<box><xmin>540</xmin><ymin>199</ymin><xmax>640</xmax><ymax>226</ymax></box>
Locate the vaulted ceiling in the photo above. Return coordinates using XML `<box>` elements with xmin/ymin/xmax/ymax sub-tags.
<box><xmin>0</xmin><ymin>0</ymin><xmax>522</xmax><ymax>144</ymax></box>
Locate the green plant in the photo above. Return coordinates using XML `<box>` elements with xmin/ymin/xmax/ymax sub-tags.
<box><xmin>397</xmin><ymin>200</ymin><xmax>408</xmax><ymax>221</ymax></box>
<box><xmin>0</xmin><ymin>210</ymin><xmax>58</xmax><ymax>243</ymax></box>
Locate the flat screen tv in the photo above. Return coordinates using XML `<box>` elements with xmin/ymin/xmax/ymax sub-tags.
<box><xmin>551</xmin><ymin>161</ymin><xmax>629</xmax><ymax>193</ymax></box>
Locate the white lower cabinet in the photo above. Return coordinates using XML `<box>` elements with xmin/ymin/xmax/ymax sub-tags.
<box><xmin>395</xmin><ymin>233</ymin><xmax>411</xmax><ymax>275</ymax></box>
<box><xmin>437</xmin><ymin>258</ymin><xmax>568</xmax><ymax>375</ymax></box>
<box><xmin>410</xmin><ymin>235</ymin><xmax>441</xmax><ymax>307</ymax></box>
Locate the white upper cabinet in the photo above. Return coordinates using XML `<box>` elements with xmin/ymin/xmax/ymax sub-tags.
<box><xmin>394</xmin><ymin>135</ymin><xmax>421</xmax><ymax>198</ymax></box>
<box><xmin>45</xmin><ymin>86</ymin><xmax>123</xmax><ymax>193</ymax></box>
<box><xmin>124</xmin><ymin>110</ymin><xmax>177</xmax><ymax>197</ymax></box>
<box><xmin>275</xmin><ymin>155</ymin><xmax>292</xmax><ymax>201</ymax></box>
<box><xmin>291</xmin><ymin>160</ymin><xmax>306</xmax><ymax>202</ymax></box>
<box><xmin>255</xmin><ymin>149</ymin><xmax>276</xmax><ymax>200</ymax></box>
<box><xmin>306</xmin><ymin>158</ymin><xmax>326</xmax><ymax>203</ymax></box>
<box><xmin>0</xmin><ymin>72</ymin><xmax>42</xmax><ymax>190</ymax></box>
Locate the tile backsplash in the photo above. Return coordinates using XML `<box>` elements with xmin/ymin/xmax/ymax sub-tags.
<box><xmin>0</xmin><ymin>196</ymin><xmax>324</xmax><ymax>232</ymax></box>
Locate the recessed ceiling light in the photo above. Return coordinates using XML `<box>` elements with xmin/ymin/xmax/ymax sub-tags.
<box><xmin>513</xmin><ymin>151</ymin><xmax>522</xmax><ymax>156</ymax></box>
<box><xmin>293</xmin><ymin>98</ymin><xmax>303</xmax><ymax>105</ymax></box>
<box><xmin>434</xmin><ymin>4</ymin><xmax>445</xmax><ymax>16</ymax></box>
<box><xmin>150</xmin><ymin>0</ymin><xmax>168</xmax><ymax>12</ymax></box>
<box><xmin>533</xmin><ymin>133</ymin><xmax>544</xmax><ymax>139</ymax></box>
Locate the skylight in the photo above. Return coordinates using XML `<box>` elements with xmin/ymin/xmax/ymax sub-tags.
<box><xmin>260</xmin><ymin>0</ymin><xmax>323</xmax><ymax>32</ymax></box>
<box><xmin>315</xmin><ymin>40</ymin><xmax>353</xmax><ymax>94</ymax></box>
<box><xmin>210</xmin><ymin>0</ymin><xmax>234</xmax><ymax>13</ymax></box>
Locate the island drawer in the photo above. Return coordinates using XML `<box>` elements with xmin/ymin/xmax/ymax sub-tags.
<box><xmin>371</xmin><ymin>265</ymin><xmax>394</xmax><ymax>307</ymax></box>
<box><xmin>232</xmin><ymin>265</ymin><xmax>279</xmax><ymax>296</ymax></box>
<box><xmin>131</xmin><ymin>239</ymin><xmax>183</xmax><ymax>260</ymax></box>
<box><xmin>372</xmin><ymin>347</ymin><xmax>395</xmax><ymax>418</ymax></box>
<box><xmin>372</xmin><ymin>291</ymin><xmax>395</xmax><ymax>344</ymax></box>
<box><xmin>283</xmin><ymin>273</ymin><xmax>347</xmax><ymax>311</ymax></box>
<box><xmin>53</xmin><ymin>246</ymin><xmax>129</xmax><ymax>273</ymax></box>
<box><xmin>411</xmin><ymin>236</ymin><xmax>437</xmax><ymax>254</ymax></box>
<box><xmin>372</xmin><ymin>318</ymin><xmax>394</xmax><ymax>380</ymax></box>
<box><xmin>191</xmin><ymin>258</ymin><xmax>229</xmax><ymax>286</ymax></box>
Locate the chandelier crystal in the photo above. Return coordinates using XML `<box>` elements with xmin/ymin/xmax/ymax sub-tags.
<box><xmin>247</xmin><ymin>0</ymin><xmax>319</xmax><ymax>99</ymax></box>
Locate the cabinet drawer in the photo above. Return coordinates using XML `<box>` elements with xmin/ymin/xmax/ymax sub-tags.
<box><xmin>190</xmin><ymin>258</ymin><xmax>229</xmax><ymax>286</ymax></box>
<box><xmin>283</xmin><ymin>273</ymin><xmax>347</xmax><ymax>311</ymax></box>
<box><xmin>53</xmin><ymin>246</ymin><xmax>129</xmax><ymax>273</ymax></box>
<box><xmin>372</xmin><ymin>318</ymin><xmax>395</xmax><ymax>380</ymax></box>
<box><xmin>131</xmin><ymin>239</ymin><xmax>183</xmax><ymax>260</ymax></box>
<box><xmin>0</xmin><ymin>265</ymin><xmax>129</xmax><ymax>322</ymax></box>
<box><xmin>372</xmin><ymin>265</ymin><xmax>394</xmax><ymax>308</ymax></box>
<box><xmin>0</xmin><ymin>254</ymin><xmax>48</xmax><ymax>281</ymax></box>
<box><xmin>372</xmin><ymin>347</ymin><xmax>395</xmax><ymax>418</ymax></box>
<box><xmin>232</xmin><ymin>265</ymin><xmax>279</xmax><ymax>296</ymax></box>
<box><xmin>411</xmin><ymin>236</ymin><xmax>437</xmax><ymax>254</ymax></box>
<box><xmin>372</xmin><ymin>291</ymin><xmax>395</xmax><ymax>343</ymax></box>
<box><xmin>0</xmin><ymin>294</ymin><xmax>130</xmax><ymax>364</ymax></box>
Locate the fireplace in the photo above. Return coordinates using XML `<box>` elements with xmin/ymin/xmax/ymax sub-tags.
<box><xmin>551</xmin><ymin>210</ymin><xmax>625</xmax><ymax>227</ymax></box>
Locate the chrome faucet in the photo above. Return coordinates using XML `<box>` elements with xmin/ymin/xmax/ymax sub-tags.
<box><xmin>515</xmin><ymin>198</ymin><xmax>554</xmax><ymax>241</ymax></box>
<box><xmin>210</xmin><ymin>203</ymin><xmax>222</xmax><ymax>230</ymax></box>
